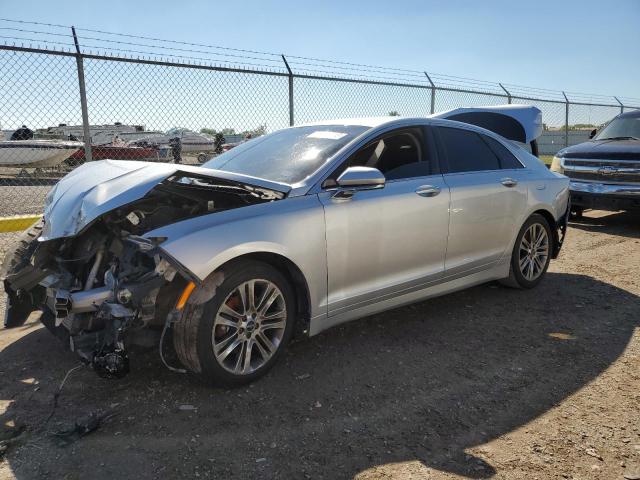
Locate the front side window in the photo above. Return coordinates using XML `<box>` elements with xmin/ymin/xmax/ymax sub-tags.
<box><xmin>203</xmin><ymin>125</ymin><xmax>368</xmax><ymax>184</ymax></box>
<box><xmin>339</xmin><ymin>128</ymin><xmax>430</xmax><ymax>181</ymax></box>
<box><xmin>437</xmin><ymin>127</ymin><xmax>500</xmax><ymax>173</ymax></box>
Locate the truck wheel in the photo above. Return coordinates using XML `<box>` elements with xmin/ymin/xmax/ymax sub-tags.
<box><xmin>570</xmin><ymin>207</ymin><xmax>584</xmax><ymax>219</ymax></box>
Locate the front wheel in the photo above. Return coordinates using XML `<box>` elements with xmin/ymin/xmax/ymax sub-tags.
<box><xmin>500</xmin><ymin>214</ymin><xmax>553</xmax><ymax>289</ymax></box>
<box><xmin>174</xmin><ymin>260</ymin><xmax>295</xmax><ymax>386</ymax></box>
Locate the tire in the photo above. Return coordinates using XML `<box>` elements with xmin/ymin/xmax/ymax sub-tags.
<box><xmin>570</xmin><ymin>207</ymin><xmax>584</xmax><ymax>219</ymax></box>
<box><xmin>499</xmin><ymin>214</ymin><xmax>553</xmax><ymax>289</ymax></box>
<box><xmin>174</xmin><ymin>260</ymin><xmax>296</xmax><ymax>386</ymax></box>
<box><xmin>1</xmin><ymin>218</ymin><xmax>45</xmax><ymax>328</ymax></box>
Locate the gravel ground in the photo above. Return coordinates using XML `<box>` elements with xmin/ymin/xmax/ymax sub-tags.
<box><xmin>0</xmin><ymin>210</ymin><xmax>638</xmax><ymax>480</ymax></box>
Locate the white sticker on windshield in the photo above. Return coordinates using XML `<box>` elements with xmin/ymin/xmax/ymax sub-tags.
<box><xmin>307</xmin><ymin>131</ymin><xmax>348</xmax><ymax>140</ymax></box>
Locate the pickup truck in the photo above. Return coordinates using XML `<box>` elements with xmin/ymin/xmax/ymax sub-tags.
<box><xmin>550</xmin><ymin>109</ymin><xmax>640</xmax><ymax>216</ymax></box>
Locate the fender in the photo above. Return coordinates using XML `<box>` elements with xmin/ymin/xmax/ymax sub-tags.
<box><xmin>146</xmin><ymin>194</ymin><xmax>328</xmax><ymax>320</ymax></box>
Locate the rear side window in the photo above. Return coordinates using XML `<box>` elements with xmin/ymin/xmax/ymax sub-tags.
<box><xmin>437</xmin><ymin>127</ymin><xmax>500</xmax><ymax>173</ymax></box>
<box><xmin>481</xmin><ymin>135</ymin><xmax>524</xmax><ymax>169</ymax></box>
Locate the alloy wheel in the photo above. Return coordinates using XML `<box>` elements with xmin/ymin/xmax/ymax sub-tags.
<box><xmin>211</xmin><ymin>279</ymin><xmax>287</xmax><ymax>375</ymax></box>
<box><xmin>518</xmin><ymin>223</ymin><xmax>549</xmax><ymax>281</ymax></box>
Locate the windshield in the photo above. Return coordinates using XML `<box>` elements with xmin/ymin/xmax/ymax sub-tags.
<box><xmin>594</xmin><ymin>115</ymin><xmax>640</xmax><ymax>140</ymax></box>
<box><xmin>202</xmin><ymin>125</ymin><xmax>369</xmax><ymax>184</ymax></box>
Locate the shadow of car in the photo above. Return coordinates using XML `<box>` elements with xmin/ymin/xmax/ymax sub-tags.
<box><xmin>1</xmin><ymin>270</ymin><xmax>638</xmax><ymax>478</ymax></box>
<box><xmin>569</xmin><ymin>210</ymin><xmax>640</xmax><ymax>239</ymax></box>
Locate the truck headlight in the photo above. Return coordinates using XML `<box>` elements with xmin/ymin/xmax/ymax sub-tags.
<box><xmin>550</xmin><ymin>156</ymin><xmax>564</xmax><ymax>174</ymax></box>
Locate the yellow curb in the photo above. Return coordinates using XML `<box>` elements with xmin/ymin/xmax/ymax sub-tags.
<box><xmin>0</xmin><ymin>215</ymin><xmax>41</xmax><ymax>233</ymax></box>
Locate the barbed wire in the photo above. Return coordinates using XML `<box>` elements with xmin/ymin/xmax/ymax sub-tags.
<box><xmin>0</xmin><ymin>17</ymin><xmax>638</xmax><ymax>106</ymax></box>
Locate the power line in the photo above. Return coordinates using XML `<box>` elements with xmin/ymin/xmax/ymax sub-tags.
<box><xmin>0</xmin><ymin>17</ymin><xmax>637</xmax><ymax>103</ymax></box>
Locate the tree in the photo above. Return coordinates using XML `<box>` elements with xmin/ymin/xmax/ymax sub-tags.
<box><xmin>241</xmin><ymin>124</ymin><xmax>267</xmax><ymax>138</ymax></box>
<box><xmin>388</xmin><ymin>111</ymin><xmax>400</xmax><ymax>116</ymax></box>
<box><xmin>200</xmin><ymin>128</ymin><xmax>217</xmax><ymax>135</ymax></box>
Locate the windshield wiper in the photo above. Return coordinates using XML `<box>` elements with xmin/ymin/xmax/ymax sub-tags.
<box><xmin>597</xmin><ymin>136</ymin><xmax>640</xmax><ymax>141</ymax></box>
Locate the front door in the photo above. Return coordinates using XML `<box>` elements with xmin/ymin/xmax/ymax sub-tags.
<box><xmin>319</xmin><ymin>127</ymin><xmax>451</xmax><ymax>316</ymax></box>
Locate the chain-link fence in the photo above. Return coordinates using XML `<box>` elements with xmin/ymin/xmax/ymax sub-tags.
<box><xmin>1</xmin><ymin>19</ymin><xmax>639</xmax><ymax>220</ymax></box>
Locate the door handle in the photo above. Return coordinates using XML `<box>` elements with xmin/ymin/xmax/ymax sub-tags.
<box><xmin>501</xmin><ymin>178</ymin><xmax>518</xmax><ymax>188</ymax></box>
<box><xmin>415</xmin><ymin>185</ymin><xmax>441</xmax><ymax>197</ymax></box>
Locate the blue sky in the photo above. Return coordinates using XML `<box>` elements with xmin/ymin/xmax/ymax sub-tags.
<box><xmin>5</xmin><ymin>0</ymin><xmax>640</xmax><ymax>99</ymax></box>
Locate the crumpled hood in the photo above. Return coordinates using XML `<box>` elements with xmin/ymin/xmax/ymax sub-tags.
<box><xmin>40</xmin><ymin>160</ymin><xmax>290</xmax><ymax>241</ymax></box>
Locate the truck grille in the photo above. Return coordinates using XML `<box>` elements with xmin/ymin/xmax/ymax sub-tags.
<box><xmin>563</xmin><ymin>158</ymin><xmax>640</xmax><ymax>184</ymax></box>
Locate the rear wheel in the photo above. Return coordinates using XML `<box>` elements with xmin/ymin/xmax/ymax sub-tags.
<box><xmin>500</xmin><ymin>214</ymin><xmax>552</xmax><ymax>289</ymax></box>
<box><xmin>174</xmin><ymin>260</ymin><xmax>295</xmax><ymax>386</ymax></box>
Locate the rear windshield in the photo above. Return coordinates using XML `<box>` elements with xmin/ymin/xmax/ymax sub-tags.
<box><xmin>202</xmin><ymin>125</ymin><xmax>368</xmax><ymax>184</ymax></box>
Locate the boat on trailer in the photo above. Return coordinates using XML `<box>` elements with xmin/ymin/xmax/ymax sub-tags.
<box><xmin>0</xmin><ymin>140</ymin><xmax>83</xmax><ymax>168</ymax></box>
<box><xmin>128</xmin><ymin>128</ymin><xmax>216</xmax><ymax>153</ymax></box>
<box><xmin>67</xmin><ymin>144</ymin><xmax>171</xmax><ymax>163</ymax></box>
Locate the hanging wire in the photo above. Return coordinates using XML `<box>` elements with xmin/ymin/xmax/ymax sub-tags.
<box><xmin>0</xmin><ymin>17</ymin><xmax>636</xmax><ymax>105</ymax></box>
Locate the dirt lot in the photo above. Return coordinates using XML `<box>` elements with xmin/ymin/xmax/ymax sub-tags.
<box><xmin>0</xmin><ymin>210</ymin><xmax>638</xmax><ymax>480</ymax></box>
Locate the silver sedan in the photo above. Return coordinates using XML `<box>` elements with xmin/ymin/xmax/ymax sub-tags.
<box><xmin>2</xmin><ymin>113</ymin><xmax>570</xmax><ymax>384</ymax></box>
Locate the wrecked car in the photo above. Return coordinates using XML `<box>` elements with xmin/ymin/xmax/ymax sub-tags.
<box><xmin>1</xmin><ymin>107</ymin><xmax>570</xmax><ymax>385</ymax></box>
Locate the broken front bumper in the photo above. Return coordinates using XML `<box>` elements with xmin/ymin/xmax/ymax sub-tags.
<box><xmin>34</xmin><ymin>238</ymin><xmax>189</xmax><ymax>378</ymax></box>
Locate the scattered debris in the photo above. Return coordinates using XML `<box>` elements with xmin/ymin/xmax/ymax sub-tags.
<box><xmin>548</xmin><ymin>332</ymin><xmax>576</xmax><ymax>340</ymax></box>
<box><xmin>0</xmin><ymin>423</ymin><xmax>25</xmax><ymax>459</ymax></box>
<box><xmin>44</xmin><ymin>364</ymin><xmax>85</xmax><ymax>426</ymax></box>
<box><xmin>53</xmin><ymin>410</ymin><xmax>117</xmax><ymax>446</ymax></box>
<box><xmin>584</xmin><ymin>448</ymin><xmax>603</xmax><ymax>461</ymax></box>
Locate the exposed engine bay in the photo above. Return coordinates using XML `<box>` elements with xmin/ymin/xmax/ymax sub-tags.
<box><xmin>2</xmin><ymin>173</ymin><xmax>283</xmax><ymax>378</ymax></box>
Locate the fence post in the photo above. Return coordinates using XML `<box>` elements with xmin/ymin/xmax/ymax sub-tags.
<box><xmin>499</xmin><ymin>83</ymin><xmax>512</xmax><ymax>104</ymax></box>
<box><xmin>562</xmin><ymin>91</ymin><xmax>569</xmax><ymax>148</ymax></box>
<box><xmin>614</xmin><ymin>96</ymin><xmax>624</xmax><ymax>114</ymax></box>
<box><xmin>424</xmin><ymin>72</ymin><xmax>435</xmax><ymax>114</ymax></box>
<box><xmin>281</xmin><ymin>55</ymin><xmax>294</xmax><ymax>126</ymax></box>
<box><xmin>71</xmin><ymin>26</ymin><xmax>92</xmax><ymax>162</ymax></box>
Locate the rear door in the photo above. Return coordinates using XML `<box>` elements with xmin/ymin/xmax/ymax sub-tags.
<box><xmin>434</xmin><ymin>126</ymin><xmax>529</xmax><ymax>275</ymax></box>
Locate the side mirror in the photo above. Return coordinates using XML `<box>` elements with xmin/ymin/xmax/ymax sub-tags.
<box><xmin>336</xmin><ymin>166</ymin><xmax>385</xmax><ymax>190</ymax></box>
<box><xmin>589</xmin><ymin>128</ymin><xmax>597</xmax><ymax>139</ymax></box>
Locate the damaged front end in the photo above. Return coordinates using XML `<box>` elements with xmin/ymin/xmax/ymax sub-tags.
<box><xmin>2</xmin><ymin>163</ymin><xmax>287</xmax><ymax>378</ymax></box>
<box><xmin>38</xmin><ymin>232</ymin><xmax>182</xmax><ymax>378</ymax></box>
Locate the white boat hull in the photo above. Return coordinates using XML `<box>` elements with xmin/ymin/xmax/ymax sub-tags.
<box><xmin>129</xmin><ymin>133</ymin><xmax>216</xmax><ymax>153</ymax></box>
<box><xmin>0</xmin><ymin>140</ymin><xmax>83</xmax><ymax>168</ymax></box>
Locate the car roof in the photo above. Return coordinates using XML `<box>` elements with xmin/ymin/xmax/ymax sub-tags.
<box><xmin>619</xmin><ymin>109</ymin><xmax>640</xmax><ymax>119</ymax></box>
<box><xmin>295</xmin><ymin>116</ymin><xmax>401</xmax><ymax>128</ymax></box>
